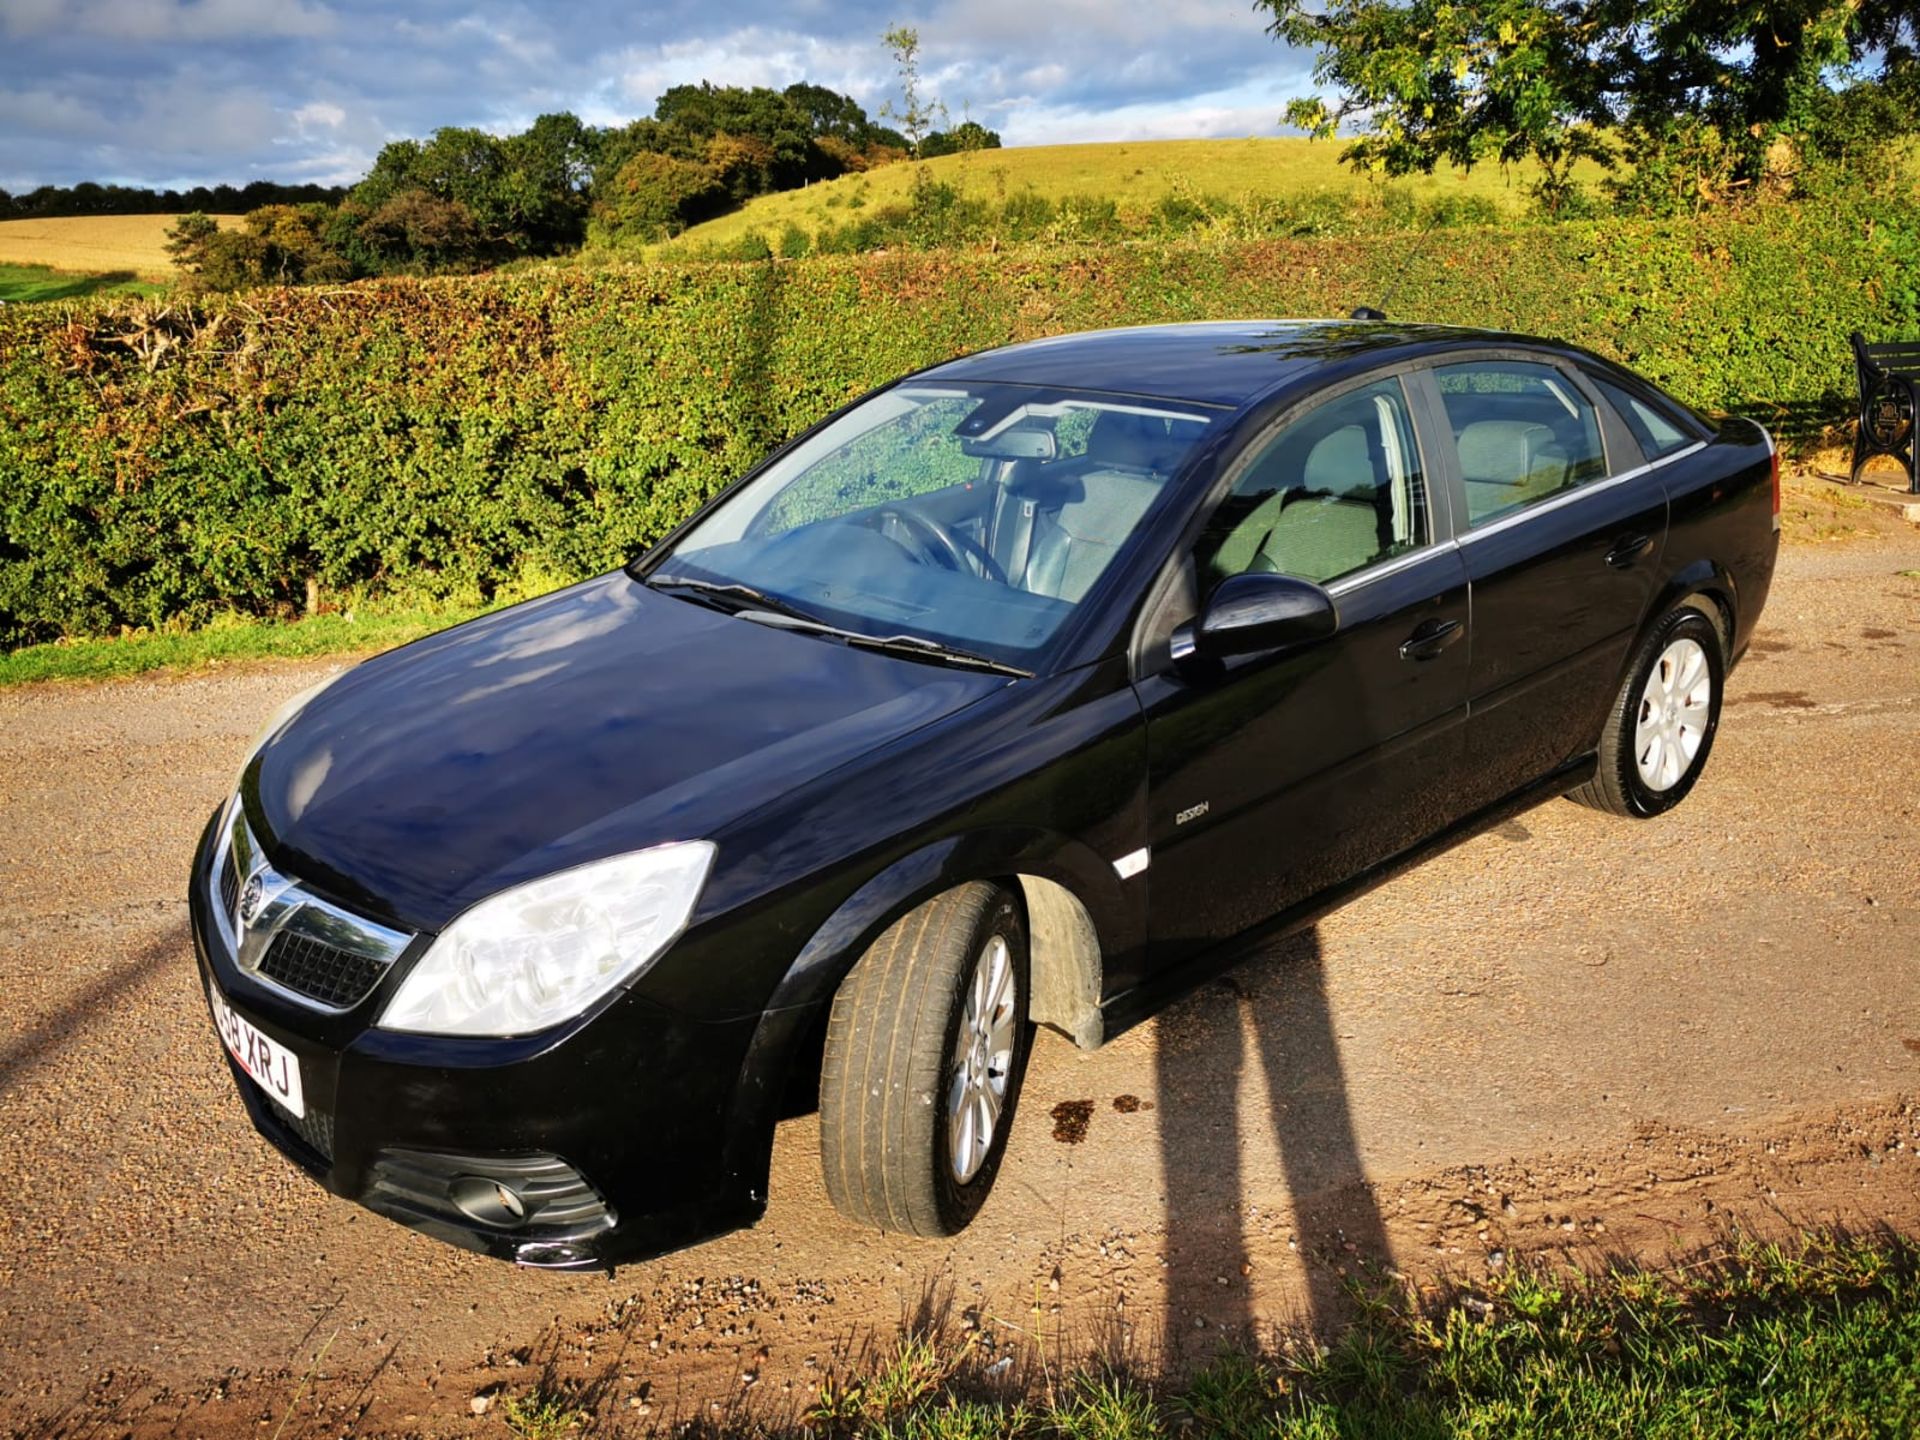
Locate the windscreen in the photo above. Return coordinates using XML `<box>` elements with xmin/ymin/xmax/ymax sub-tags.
<box><xmin>651</xmin><ymin>383</ymin><xmax>1220</xmax><ymax>669</ymax></box>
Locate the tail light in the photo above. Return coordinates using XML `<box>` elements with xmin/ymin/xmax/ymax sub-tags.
<box><xmin>1770</xmin><ymin>447</ymin><xmax>1781</xmax><ymax>517</ymax></box>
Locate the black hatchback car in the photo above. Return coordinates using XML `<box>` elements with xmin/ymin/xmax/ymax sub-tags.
<box><xmin>192</xmin><ymin>321</ymin><xmax>1779</xmax><ymax>1268</ymax></box>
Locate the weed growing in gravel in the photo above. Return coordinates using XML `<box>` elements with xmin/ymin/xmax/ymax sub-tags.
<box><xmin>501</xmin><ymin>1384</ymin><xmax>584</xmax><ymax>1438</ymax></box>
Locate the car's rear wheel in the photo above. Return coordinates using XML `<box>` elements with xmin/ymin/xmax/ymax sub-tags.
<box><xmin>1570</xmin><ymin>605</ymin><xmax>1725</xmax><ymax>818</ymax></box>
<box><xmin>819</xmin><ymin>882</ymin><xmax>1031</xmax><ymax>1236</ymax></box>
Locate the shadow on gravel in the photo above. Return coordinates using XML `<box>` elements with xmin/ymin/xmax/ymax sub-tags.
<box><xmin>1157</xmin><ymin>927</ymin><xmax>1392</xmax><ymax>1357</ymax></box>
<box><xmin>0</xmin><ymin>923</ymin><xmax>189</xmax><ymax>1103</ymax></box>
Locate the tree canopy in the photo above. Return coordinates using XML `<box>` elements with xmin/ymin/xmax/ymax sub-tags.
<box><xmin>1261</xmin><ymin>0</ymin><xmax>1919</xmax><ymax>206</ymax></box>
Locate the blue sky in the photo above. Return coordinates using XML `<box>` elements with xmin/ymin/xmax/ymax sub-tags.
<box><xmin>0</xmin><ymin>0</ymin><xmax>1315</xmax><ymax>191</ymax></box>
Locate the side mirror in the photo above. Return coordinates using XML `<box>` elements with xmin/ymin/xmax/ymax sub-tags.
<box><xmin>1172</xmin><ymin>571</ymin><xmax>1338</xmax><ymax>665</ymax></box>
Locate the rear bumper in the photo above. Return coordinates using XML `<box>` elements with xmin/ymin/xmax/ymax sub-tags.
<box><xmin>187</xmin><ymin>807</ymin><xmax>767</xmax><ymax>1268</ymax></box>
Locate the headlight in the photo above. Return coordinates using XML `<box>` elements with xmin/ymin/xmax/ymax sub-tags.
<box><xmin>377</xmin><ymin>842</ymin><xmax>717</xmax><ymax>1037</ymax></box>
<box><xmin>237</xmin><ymin>670</ymin><xmax>343</xmax><ymax>787</ymax></box>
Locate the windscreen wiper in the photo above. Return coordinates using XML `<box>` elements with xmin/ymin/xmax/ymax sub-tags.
<box><xmin>650</xmin><ymin>573</ymin><xmax>1027</xmax><ymax>676</ymax></box>
<box><xmin>736</xmin><ymin>609</ymin><xmax>1031</xmax><ymax>678</ymax></box>
<box><xmin>645</xmin><ymin>573</ymin><xmax>823</xmax><ymax>625</ymax></box>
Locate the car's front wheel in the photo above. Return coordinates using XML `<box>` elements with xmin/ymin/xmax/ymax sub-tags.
<box><xmin>1570</xmin><ymin>604</ymin><xmax>1725</xmax><ymax>818</ymax></box>
<box><xmin>819</xmin><ymin>882</ymin><xmax>1032</xmax><ymax>1236</ymax></box>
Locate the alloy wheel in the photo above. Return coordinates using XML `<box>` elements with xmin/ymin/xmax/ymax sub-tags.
<box><xmin>1634</xmin><ymin>637</ymin><xmax>1712</xmax><ymax>792</ymax></box>
<box><xmin>947</xmin><ymin>933</ymin><xmax>1017</xmax><ymax>1184</ymax></box>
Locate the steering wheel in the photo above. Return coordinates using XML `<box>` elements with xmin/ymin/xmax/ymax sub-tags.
<box><xmin>870</xmin><ymin>507</ymin><xmax>1008</xmax><ymax>584</ymax></box>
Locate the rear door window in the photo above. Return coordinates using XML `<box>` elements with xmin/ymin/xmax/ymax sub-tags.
<box><xmin>1431</xmin><ymin>361</ymin><xmax>1608</xmax><ymax>527</ymax></box>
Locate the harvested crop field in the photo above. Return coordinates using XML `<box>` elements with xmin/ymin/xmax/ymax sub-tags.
<box><xmin>0</xmin><ymin>214</ymin><xmax>236</xmax><ymax>281</ymax></box>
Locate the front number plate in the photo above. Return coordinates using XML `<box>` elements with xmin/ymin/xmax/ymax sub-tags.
<box><xmin>208</xmin><ymin>983</ymin><xmax>305</xmax><ymax>1118</ymax></box>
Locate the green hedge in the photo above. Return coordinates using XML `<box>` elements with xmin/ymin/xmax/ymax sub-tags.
<box><xmin>3</xmin><ymin>198</ymin><xmax>1914</xmax><ymax>647</ymax></box>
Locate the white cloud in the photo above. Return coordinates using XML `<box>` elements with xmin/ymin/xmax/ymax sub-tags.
<box><xmin>291</xmin><ymin>99</ymin><xmax>345</xmax><ymax>129</ymax></box>
<box><xmin>607</xmin><ymin>29</ymin><xmax>889</xmax><ymax>112</ymax></box>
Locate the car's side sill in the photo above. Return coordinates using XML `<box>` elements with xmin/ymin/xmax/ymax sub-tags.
<box><xmin>1095</xmin><ymin>753</ymin><xmax>1599</xmax><ymax>1042</ymax></box>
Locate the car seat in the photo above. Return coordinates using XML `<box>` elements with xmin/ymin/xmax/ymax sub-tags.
<box><xmin>1457</xmin><ymin>419</ymin><xmax>1569</xmax><ymax>518</ymax></box>
<box><xmin>1012</xmin><ymin>413</ymin><xmax>1183</xmax><ymax>603</ymax></box>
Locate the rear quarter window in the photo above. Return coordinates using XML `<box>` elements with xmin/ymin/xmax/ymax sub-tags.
<box><xmin>1586</xmin><ymin>372</ymin><xmax>1698</xmax><ymax>459</ymax></box>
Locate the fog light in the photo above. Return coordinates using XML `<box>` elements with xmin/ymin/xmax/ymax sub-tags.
<box><xmin>449</xmin><ymin>1174</ymin><xmax>528</xmax><ymax>1228</ymax></box>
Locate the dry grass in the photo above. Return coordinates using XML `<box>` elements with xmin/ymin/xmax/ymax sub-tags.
<box><xmin>662</xmin><ymin>137</ymin><xmax>1601</xmax><ymax>251</ymax></box>
<box><xmin>0</xmin><ymin>214</ymin><xmax>240</xmax><ymax>281</ymax></box>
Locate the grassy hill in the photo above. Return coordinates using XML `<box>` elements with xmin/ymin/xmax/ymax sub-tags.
<box><xmin>660</xmin><ymin>137</ymin><xmax>1585</xmax><ymax>251</ymax></box>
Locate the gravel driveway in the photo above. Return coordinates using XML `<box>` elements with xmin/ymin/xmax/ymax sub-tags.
<box><xmin>2</xmin><ymin>535</ymin><xmax>1917</xmax><ymax>1437</ymax></box>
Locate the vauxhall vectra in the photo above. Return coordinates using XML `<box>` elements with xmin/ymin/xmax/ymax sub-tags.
<box><xmin>192</xmin><ymin>320</ymin><xmax>1778</xmax><ymax>1267</ymax></box>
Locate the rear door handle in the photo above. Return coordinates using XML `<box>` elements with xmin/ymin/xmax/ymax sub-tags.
<box><xmin>1399</xmin><ymin>617</ymin><xmax>1464</xmax><ymax>662</ymax></box>
<box><xmin>1606</xmin><ymin>532</ymin><xmax>1655</xmax><ymax>568</ymax></box>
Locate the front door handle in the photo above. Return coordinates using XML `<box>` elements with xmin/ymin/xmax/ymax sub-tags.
<box><xmin>1399</xmin><ymin>617</ymin><xmax>1464</xmax><ymax>662</ymax></box>
<box><xmin>1606</xmin><ymin>532</ymin><xmax>1655</xmax><ymax>568</ymax></box>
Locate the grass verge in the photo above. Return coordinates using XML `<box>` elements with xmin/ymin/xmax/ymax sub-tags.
<box><xmin>808</xmin><ymin>1232</ymin><xmax>1920</xmax><ymax>1439</ymax></box>
<box><xmin>0</xmin><ymin>261</ymin><xmax>165</xmax><ymax>304</ymax></box>
<box><xmin>0</xmin><ymin>605</ymin><xmax>493</xmax><ymax>686</ymax></box>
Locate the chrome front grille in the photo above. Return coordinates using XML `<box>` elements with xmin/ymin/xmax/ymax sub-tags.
<box><xmin>259</xmin><ymin>930</ymin><xmax>392</xmax><ymax>1009</ymax></box>
<box><xmin>209</xmin><ymin>799</ymin><xmax>412</xmax><ymax>1012</ymax></box>
<box><xmin>218</xmin><ymin>846</ymin><xmax>242</xmax><ymax>918</ymax></box>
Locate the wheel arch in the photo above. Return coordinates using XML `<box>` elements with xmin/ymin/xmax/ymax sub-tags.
<box><xmin>1639</xmin><ymin>558</ymin><xmax>1739</xmax><ymax>668</ymax></box>
<box><xmin>716</xmin><ymin>828</ymin><xmax>1129</xmax><ymax>1206</ymax></box>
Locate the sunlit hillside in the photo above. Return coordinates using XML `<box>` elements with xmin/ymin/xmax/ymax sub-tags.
<box><xmin>660</xmin><ymin>137</ymin><xmax>1589</xmax><ymax>251</ymax></box>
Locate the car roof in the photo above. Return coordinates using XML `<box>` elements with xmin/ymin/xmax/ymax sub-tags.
<box><xmin>919</xmin><ymin>319</ymin><xmax>1551</xmax><ymax>410</ymax></box>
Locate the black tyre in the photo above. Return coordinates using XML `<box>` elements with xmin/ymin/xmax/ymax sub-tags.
<box><xmin>819</xmin><ymin>882</ymin><xmax>1032</xmax><ymax>1237</ymax></box>
<box><xmin>1569</xmin><ymin>605</ymin><xmax>1725</xmax><ymax>818</ymax></box>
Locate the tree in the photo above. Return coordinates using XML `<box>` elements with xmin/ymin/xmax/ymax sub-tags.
<box><xmin>504</xmin><ymin>112</ymin><xmax>597</xmax><ymax>249</ymax></box>
<box><xmin>920</xmin><ymin>119</ymin><xmax>1001</xmax><ymax>158</ymax></box>
<box><xmin>1259</xmin><ymin>0</ymin><xmax>1920</xmax><ymax>203</ymax></box>
<box><xmin>168</xmin><ymin>205</ymin><xmax>347</xmax><ymax>291</ymax></box>
<box><xmin>880</xmin><ymin>25</ymin><xmax>946</xmax><ymax>157</ymax></box>
<box><xmin>592</xmin><ymin>151</ymin><xmax>724</xmax><ymax>243</ymax></box>
<box><xmin>348</xmin><ymin>191</ymin><xmax>486</xmax><ymax>273</ymax></box>
<box><xmin>163</xmin><ymin>211</ymin><xmax>220</xmax><ymax>270</ymax></box>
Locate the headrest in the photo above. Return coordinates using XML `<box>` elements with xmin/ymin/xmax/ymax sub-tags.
<box><xmin>1086</xmin><ymin>412</ymin><xmax>1180</xmax><ymax>472</ymax></box>
<box><xmin>1457</xmin><ymin>420</ymin><xmax>1557</xmax><ymax>485</ymax></box>
<box><xmin>1302</xmin><ymin>425</ymin><xmax>1375</xmax><ymax>498</ymax></box>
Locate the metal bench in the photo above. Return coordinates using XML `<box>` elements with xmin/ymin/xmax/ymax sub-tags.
<box><xmin>1849</xmin><ymin>331</ymin><xmax>1920</xmax><ymax>494</ymax></box>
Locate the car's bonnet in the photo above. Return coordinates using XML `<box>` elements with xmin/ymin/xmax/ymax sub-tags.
<box><xmin>245</xmin><ymin>572</ymin><xmax>1006</xmax><ymax>932</ymax></box>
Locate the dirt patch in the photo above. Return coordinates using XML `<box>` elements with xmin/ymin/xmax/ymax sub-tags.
<box><xmin>1779</xmin><ymin>466</ymin><xmax>1914</xmax><ymax>544</ymax></box>
<box><xmin>1113</xmin><ymin>1094</ymin><xmax>1152</xmax><ymax>1114</ymax></box>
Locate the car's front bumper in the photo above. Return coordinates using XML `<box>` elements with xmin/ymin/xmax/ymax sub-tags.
<box><xmin>187</xmin><ymin>807</ymin><xmax>768</xmax><ymax>1269</ymax></box>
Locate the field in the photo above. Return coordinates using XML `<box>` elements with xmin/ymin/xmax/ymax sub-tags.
<box><xmin>662</xmin><ymin>136</ymin><xmax>1599</xmax><ymax>250</ymax></box>
<box><xmin>0</xmin><ymin>213</ymin><xmax>237</xmax><ymax>283</ymax></box>
<box><xmin>0</xmin><ymin>262</ymin><xmax>164</xmax><ymax>304</ymax></box>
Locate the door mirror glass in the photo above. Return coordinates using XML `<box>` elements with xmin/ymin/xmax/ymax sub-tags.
<box><xmin>1180</xmin><ymin>571</ymin><xmax>1338</xmax><ymax>662</ymax></box>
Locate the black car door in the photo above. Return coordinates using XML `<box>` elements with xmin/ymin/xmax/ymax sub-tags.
<box><xmin>1411</xmin><ymin>358</ymin><xmax>1670</xmax><ymax>810</ymax></box>
<box><xmin>1131</xmin><ymin>373</ymin><xmax>1473</xmax><ymax>976</ymax></box>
